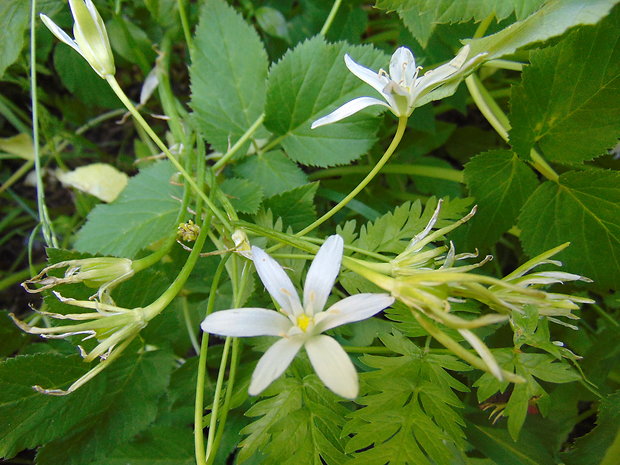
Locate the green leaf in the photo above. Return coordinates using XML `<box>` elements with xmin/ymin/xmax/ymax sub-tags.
<box><xmin>344</xmin><ymin>331</ymin><xmax>470</xmax><ymax>465</ymax></box>
<box><xmin>74</xmin><ymin>161</ymin><xmax>182</xmax><ymax>258</ymax></box>
<box><xmin>562</xmin><ymin>391</ymin><xmax>620</xmax><ymax>465</ymax></box>
<box><xmin>464</xmin><ymin>150</ymin><xmax>539</xmax><ymax>248</ymax></box>
<box><xmin>264</xmin><ymin>37</ymin><xmax>387</xmax><ymax>167</ymax></box>
<box><xmin>0</xmin><ymin>354</ymin><xmax>100</xmax><ymax>458</ymax></box>
<box><xmin>53</xmin><ymin>43</ymin><xmax>119</xmax><ymax>108</ymax></box>
<box><xmin>0</xmin><ymin>310</ymin><xmax>28</xmax><ymax>357</ymax></box>
<box><xmin>465</xmin><ymin>420</ymin><xmax>556</xmax><ymax>465</ymax></box>
<box><xmin>510</xmin><ymin>9</ymin><xmax>620</xmax><ymax>163</ymax></box>
<box><xmin>233</xmin><ymin>150</ymin><xmax>308</xmax><ymax>197</ymax></box>
<box><xmin>238</xmin><ymin>375</ymin><xmax>348</xmax><ymax>465</ymax></box>
<box><xmin>467</xmin><ymin>0</ymin><xmax>620</xmax><ymax>61</ymax></box>
<box><xmin>518</xmin><ymin>169</ymin><xmax>620</xmax><ymax>290</ymax></box>
<box><xmin>260</xmin><ymin>183</ymin><xmax>318</xmax><ymax>231</ymax></box>
<box><xmin>190</xmin><ymin>0</ymin><xmax>268</xmax><ymax>153</ymax></box>
<box><xmin>90</xmin><ymin>425</ymin><xmax>194</xmax><ymax>465</ymax></box>
<box><xmin>0</xmin><ymin>0</ymin><xmax>29</xmax><ymax>79</ymax></box>
<box><xmin>36</xmin><ymin>350</ymin><xmax>176</xmax><ymax>465</ymax></box>
<box><xmin>220</xmin><ymin>178</ymin><xmax>264</xmax><ymax>214</ymax></box>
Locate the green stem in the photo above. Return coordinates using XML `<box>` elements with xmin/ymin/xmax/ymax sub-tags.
<box><xmin>205</xmin><ymin>336</ymin><xmax>232</xmax><ymax>459</ymax></box>
<box><xmin>194</xmin><ymin>255</ymin><xmax>230</xmax><ymax>465</ymax></box>
<box><xmin>30</xmin><ymin>0</ymin><xmax>57</xmax><ymax>248</ymax></box>
<box><xmin>309</xmin><ymin>163</ymin><xmax>463</xmax><ymax>183</ymax></box>
<box><xmin>297</xmin><ymin>116</ymin><xmax>408</xmax><ymax>237</ymax></box>
<box><xmin>105</xmin><ymin>75</ymin><xmax>232</xmax><ymax>232</ymax></box>
<box><xmin>182</xmin><ymin>296</ymin><xmax>201</xmax><ymax>355</ymax></box>
<box><xmin>483</xmin><ymin>59</ymin><xmax>524</xmax><ymax>71</ymax></box>
<box><xmin>343</xmin><ymin>345</ymin><xmax>394</xmax><ymax>354</ymax></box>
<box><xmin>319</xmin><ymin>0</ymin><xmax>342</xmax><ymax>37</ymax></box>
<box><xmin>473</xmin><ymin>13</ymin><xmax>494</xmax><ymax>39</ymax></box>
<box><xmin>0</xmin><ymin>263</ymin><xmax>45</xmax><ymax>292</ymax></box>
<box><xmin>529</xmin><ymin>149</ymin><xmax>559</xmax><ymax>182</ymax></box>
<box><xmin>212</xmin><ymin>113</ymin><xmax>265</xmax><ymax>171</ymax></box>
<box><xmin>177</xmin><ymin>0</ymin><xmax>194</xmax><ymax>51</ymax></box>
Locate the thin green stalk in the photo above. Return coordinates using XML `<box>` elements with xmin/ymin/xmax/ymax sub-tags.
<box><xmin>105</xmin><ymin>75</ymin><xmax>232</xmax><ymax>232</ymax></box>
<box><xmin>473</xmin><ymin>13</ymin><xmax>494</xmax><ymax>39</ymax></box>
<box><xmin>177</xmin><ymin>0</ymin><xmax>194</xmax><ymax>51</ymax></box>
<box><xmin>343</xmin><ymin>345</ymin><xmax>394</xmax><ymax>354</ymax></box>
<box><xmin>296</xmin><ymin>116</ymin><xmax>408</xmax><ymax>237</ymax></box>
<box><xmin>309</xmin><ymin>163</ymin><xmax>464</xmax><ymax>183</ymax></box>
<box><xmin>0</xmin><ymin>94</ymin><xmax>31</xmax><ymax>133</ymax></box>
<box><xmin>0</xmin><ymin>263</ymin><xmax>45</xmax><ymax>292</ymax></box>
<box><xmin>30</xmin><ymin>0</ymin><xmax>57</xmax><ymax>248</ymax></box>
<box><xmin>194</xmin><ymin>255</ymin><xmax>230</xmax><ymax>465</ymax></box>
<box><xmin>212</xmin><ymin>113</ymin><xmax>265</xmax><ymax>171</ymax></box>
<box><xmin>205</xmin><ymin>336</ymin><xmax>232</xmax><ymax>459</ymax></box>
<box><xmin>182</xmin><ymin>296</ymin><xmax>201</xmax><ymax>355</ymax></box>
<box><xmin>483</xmin><ymin>59</ymin><xmax>524</xmax><ymax>71</ymax></box>
<box><xmin>0</xmin><ymin>160</ymin><xmax>34</xmax><ymax>195</ymax></box>
<box><xmin>319</xmin><ymin>0</ymin><xmax>342</xmax><ymax>37</ymax></box>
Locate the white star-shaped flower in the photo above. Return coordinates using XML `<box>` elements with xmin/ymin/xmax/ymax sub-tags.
<box><xmin>201</xmin><ymin>235</ymin><xmax>394</xmax><ymax>398</ymax></box>
<box><xmin>311</xmin><ymin>45</ymin><xmax>486</xmax><ymax>128</ymax></box>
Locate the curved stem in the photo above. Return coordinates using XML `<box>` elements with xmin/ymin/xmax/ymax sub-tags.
<box><xmin>212</xmin><ymin>113</ymin><xmax>265</xmax><ymax>171</ymax></box>
<box><xmin>297</xmin><ymin>116</ymin><xmax>408</xmax><ymax>237</ymax></box>
<box><xmin>309</xmin><ymin>163</ymin><xmax>463</xmax><ymax>183</ymax></box>
<box><xmin>194</xmin><ymin>255</ymin><xmax>230</xmax><ymax>465</ymax></box>
<box><xmin>105</xmin><ymin>75</ymin><xmax>232</xmax><ymax>232</ymax></box>
<box><xmin>320</xmin><ymin>0</ymin><xmax>342</xmax><ymax>37</ymax></box>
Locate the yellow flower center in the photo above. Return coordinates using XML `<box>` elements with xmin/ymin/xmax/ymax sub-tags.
<box><xmin>296</xmin><ymin>314</ymin><xmax>312</xmax><ymax>332</ymax></box>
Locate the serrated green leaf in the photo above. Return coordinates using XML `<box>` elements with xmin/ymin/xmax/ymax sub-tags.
<box><xmin>36</xmin><ymin>350</ymin><xmax>176</xmax><ymax>465</ymax></box>
<box><xmin>464</xmin><ymin>150</ymin><xmax>539</xmax><ymax>248</ymax></box>
<box><xmin>74</xmin><ymin>161</ymin><xmax>182</xmax><ymax>258</ymax></box>
<box><xmin>344</xmin><ymin>331</ymin><xmax>469</xmax><ymax>465</ymax></box>
<box><xmin>466</xmin><ymin>0</ymin><xmax>620</xmax><ymax>61</ymax></box>
<box><xmin>0</xmin><ymin>354</ymin><xmax>100</xmax><ymax>458</ymax></box>
<box><xmin>190</xmin><ymin>0</ymin><xmax>268</xmax><ymax>153</ymax></box>
<box><xmin>261</xmin><ymin>183</ymin><xmax>318</xmax><ymax>231</ymax></box>
<box><xmin>264</xmin><ymin>37</ymin><xmax>387</xmax><ymax>167</ymax></box>
<box><xmin>220</xmin><ymin>177</ymin><xmax>264</xmax><ymax>214</ymax></box>
<box><xmin>518</xmin><ymin>170</ymin><xmax>620</xmax><ymax>290</ymax></box>
<box><xmin>510</xmin><ymin>10</ymin><xmax>620</xmax><ymax>163</ymax></box>
<box><xmin>562</xmin><ymin>391</ymin><xmax>620</xmax><ymax>465</ymax></box>
<box><xmin>90</xmin><ymin>425</ymin><xmax>194</xmax><ymax>465</ymax></box>
<box><xmin>233</xmin><ymin>150</ymin><xmax>308</xmax><ymax>197</ymax></box>
<box><xmin>0</xmin><ymin>0</ymin><xmax>29</xmax><ymax>79</ymax></box>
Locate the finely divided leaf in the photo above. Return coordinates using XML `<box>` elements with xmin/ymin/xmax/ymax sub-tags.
<box><xmin>518</xmin><ymin>170</ymin><xmax>620</xmax><ymax>290</ymax></box>
<box><xmin>74</xmin><ymin>161</ymin><xmax>182</xmax><ymax>258</ymax></box>
<box><xmin>464</xmin><ymin>150</ymin><xmax>539</xmax><ymax>248</ymax></box>
<box><xmin>233</xmin><ymin>150</ymin><xmax>308</xmax><ymax>197</ymax></box>
<box><xmin>510</xmin><ymin>9</ymin><xmax>620</xmax><ymax>163</ymax></box>
<box><xmin>466</xmin><ymin>0</ymin><xmax>620</xmax><ymax>61</ymax></box>
<box><xmin>265</xmin><ymin>37</ymin><xmax>387</xmax><ymax>167</ymax></box>
<box><xmin>190</xmin><ymin>0</ymin><xmax>268</xmax><ymax>153</ymax></box>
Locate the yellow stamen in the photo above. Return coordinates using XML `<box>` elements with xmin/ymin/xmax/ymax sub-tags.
<box><xmin>297</xmin><ymin>314</ymin><xmax>312</xmax><ymax>332</ymax></box>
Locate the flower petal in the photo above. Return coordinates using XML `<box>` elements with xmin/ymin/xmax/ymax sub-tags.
<box><xmin>344</xmin><ymin>54</ymin><xmax>390</xmax><ymax>95</ymax></box>
<box><xmin>40</xmin><ymin>14</ymin><xmax>81</xmax><ymax>55</ymax></box>
<box><xmin>311</xmin><ymin>97</ymin><xmax>391</xmax><ymax>129</ymax></box>
<box><xmin>315</xmin><ymin>293</ymin><xmax>394</xmax><ymax>332</ymax></box>
<box><xmin>459</xmin><ymin>329</ymin><xmax>504</xmax><ymax>381</ymax></box>
<box><xmin>305</xmin><ymin>335</ymin><xmax>358</xmax><ymax>398</ymax></box>
<box><xmin>252</xmin><ymin>246</ymin><xmax>303</xmax><ymax>316</ymax></box>
<box><xmin>415</xmin><ymin>45</ymin><xmax>471</xmax><ymax>92</ymax></box>
<box><xmin>249</xmin><ymin>336</ymin><xmax>303</xmax><ymax>395</ymax></box>
<box><xmin>201</xmin><ymin>308</ymin><xmax>292</xmax><ymax>337</ymax></box>
<box><xmin>303</xmin><ymin>235</ymin><xmax>343</xmax><ymax>315</ymax></box>
<box><xmin>389</xmin><ymin>47</ymin><xmax>416</xmax><ymax>88</ymax></box>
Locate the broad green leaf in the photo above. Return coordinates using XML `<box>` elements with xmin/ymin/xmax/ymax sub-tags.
<box><xmin>562</xmin><ymin>392</ymin><xmax>620</xmax><ymax>465</ymax></box>
<box><xmin>518</xmin><ymin>170</ymin><xmax>620</xmax><ymax>290</ymax></box>
<box><xmin>0</xmin><ymin>311</ymin><xmax>28</xmax><ymax>357</ymax></box>
<box><xmin>74</xmin><ymin>161</ymin><xmax>182</xmax><ymax>258</ymax></box>
<box><xmin>53</xmin><ymin>45</ymin><xmax>120</xmax><ymax>108</ymax></box>
<box><xmin>0</xmin><ymin>0</ymin><xmax>29</xmax><ymax>79</ymax></box>
<box><xmin>190</xmin><ymin>0</ymin><xmax>268</xmax><ymax>153</ymax></box>
<box><xmin>465</xmin><ymin>420</ymin><xmax>555</xmax><ymax>465</ymax></box>
<box><xmin>264</xmin><ymin>37</ymin><xmax>387</xmax><ymax>167</ymax></box>
<box><xmin>261</xmin><ymin>183</ymin><xmax>318</xmax><ymax>231</ymax></box>
<box><xmin>90</xmin><ymin>425</ymin><xmax>194</xmax><ymax>465</ymax></box>
<box><xmin>464</xmin><ymin>150</ymin><xmax>539</xmax><ymax>247</ymax></box>
<box><xmin>36</xmin><ymin>350</ymin><xmax>176</xmax><ymax>465</ymax></box>
<box><xmin>377</xmin><ymin>0</ymin><xmax>544</xmax><ymax>46</ymax></box>
<box><xmin>0</xmin><ymin>354</ymin><xmax>100</xmax><ymax>458</ymax></box>
<box><xmin>220</xmin><ymin>178</ymin><xmax>264</xmax><ymax>214</ymax></box>
<box><xmin>233</xmin><ymin>150</ymin><xmax>308</xmax><ymax>197</ymax></box>
<box><xmin>510</xmin><ymin>9</ymin><xmax>620</xmax><ymax>163</ymax></box>
<box><xmin>466</xmin><ymin>0</ymin><xmax>620</xmax><ymax>61</ymax></box>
